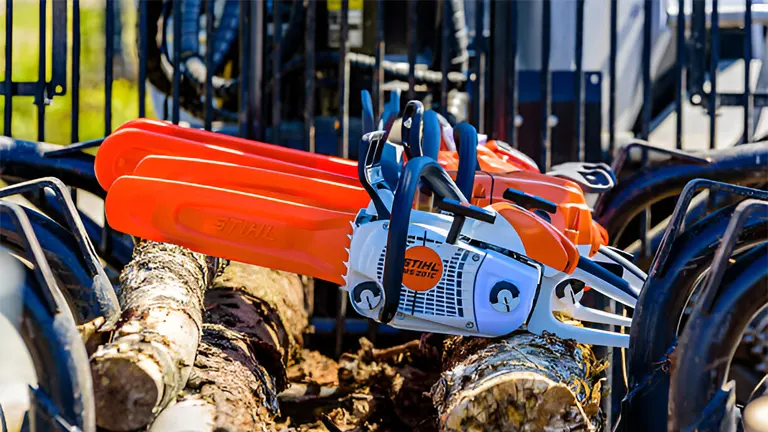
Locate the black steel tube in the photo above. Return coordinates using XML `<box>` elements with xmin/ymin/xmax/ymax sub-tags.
<box><xmin>239</xmin><ymin>0</ymin><xmax>251</xmax><ymax>138</ymax></box>
<box><xmin>37</xmin><ymin>0</ymin><xmax>46</xmax><ymax>142</ymax></box>
<box><xmin>71</xmin><ymin>0</ymin><xmax>81</xmax><ymax>142</ymax></box>
<box><xmin>744</xmin><ymin>0</ymin><xmax>753</xmax><ymax>144</ymax></box>
<box><xmin>337</xmin><ymin>0</ymin><xmax>349</xmax><ymax>158</ymax></box>
<box><xmin>574</xmin><ymin>0</ymin><xmax>585</xmax><ymax>160</ymax></box>
<box><xmin>506</xmin><ymin>1</ymin><xmax>518</xmax><ymax>147</ymax></box>
<box><xmin>3</xmin><ymin>0</ymin><xmax>11</xmax><ymax>136</ymax></box>
<box><xmin>710</xmin><ymin>0</ymin><xmax>720</xmax><ymax>149</ymax></box>
<box><xmin>676</xmin><ymin>0</ymin><xmax>685</xmax><ymax>150</ymax></box>
<box><xmin>441</xmin><ymin>0</ymin><xmax>450</xmax><ymax>118</ymax></box>
<box><xmin>608</xmin><ymin>0</ymin><xmax>617</xmax><ymax>157</ymax></box>
<box><xmin>407</xmin><ymin>0</ymin><xmax>417</xmax><ymax>100</ymax></box>
<box><xmin>304</xmin><ymin>0</ymin><xmax>316</xmax><ymax>152</ymax></box>
<box><xmin>639</xmin><ymin>0</ymin><xmax>653</xmax><ymax>258</ymax></box>
<box><xmin>105</xmin><ymin>0</ymin><xmax>114</xmax><ymax>135</ymax></box>
<box><xmin>204</xmin><ymin>0</ymin><xmax>214</xmax><ymax>130</ymax></box>
<box><xmin>374</xmin><ymin>0</ymin><xmax>385</xmax><ymax>119</ymax></box>
<box><xmin>172</xmin><ymin>0</ymin><xmax>182</xmax><ymax>124</ymax></box>
<box><xmin>540</xmin><ymin>0</ymin><xmax>551</xmax><ymax>171</ymax></box>
<box><xmin>138</xmin><ymin>0</ymin><xmax>147</xmax><ymax>118</ymax></box>
<box><xmin>472</xmin><ymin>0</ymin><xmax>485</xmax><ymax>130</ymax></box>
<box><xmin>272</xmin><ymin>0</ymin><xmax>282</xmax><ymax>144</ymax></box>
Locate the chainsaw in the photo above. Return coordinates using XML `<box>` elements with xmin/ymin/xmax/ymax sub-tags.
<box><xmin>100</xmin><ymin>112</ymin><xmax>640</xmax><ymax>347</ymax></box>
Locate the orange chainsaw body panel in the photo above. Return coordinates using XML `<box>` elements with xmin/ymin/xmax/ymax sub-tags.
<box><xmin>490</xmin><ymin>202</ymin><xmax>580</xmax><ymax>274</ymax></box>
<box><xmin>95</xmin><ymin>128</ymin><xmax>361</xmax><ymax>191</ymax></box>
<box><xmin>133</xmin><ymin>155</ymin><xmax>370</xmax><ymax>213</ymax></box>
<box><xmin>106</xmin><ymin>176</ymin><xmax>353</xmax><ymax>285</ymax></box>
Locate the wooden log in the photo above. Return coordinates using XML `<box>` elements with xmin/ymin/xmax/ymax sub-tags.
<box><xmin>149</xmin><ymin>263</ymin><xmax>313</xmax><ymax>432</ymax></box>
<box><xmin>89</xmin><ymin>241</ymin><xmax>225</xmax><ymax>431</ymax></box>
<box><xmin>431</xmin><ymin>331</ymin><xmax>607</xmax><ymax>432</ymax></box>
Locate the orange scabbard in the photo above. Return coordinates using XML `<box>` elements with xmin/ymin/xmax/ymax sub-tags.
<box><xmin>117</xmin><ymin>118</ymin><xmax>359</xmax><ymax>178</ymax></box>
<box><xmin>133</xmin><ymin>155</ymin><xmax>370</xmax><ymax>213</ymax></box>
<box><xmin>95</xmin><ymin>128</ymin><xmax>361</xmax><ymax>191</ymax></box>
<box><xmin>106</xmin><ymin>176</ymin><xmax>353</xmax><ymax>285</ymax></box>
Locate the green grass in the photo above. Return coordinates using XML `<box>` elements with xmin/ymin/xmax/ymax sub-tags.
<box><xmin>0</xmin><ymin>0</ymin><xmax>154</xmax><ymax>146</ymax></box>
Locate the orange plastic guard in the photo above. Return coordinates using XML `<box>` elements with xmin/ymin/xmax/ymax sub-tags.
<box><xmin>106</xmin><ymin>176</ymin><xmax>353</xmax><ymax>285</ymax></box>
<box><xmin>116</xmin><ymin>118</ymin><xmax>359</xmax><ymax>178</ymax></box>
<box><xmin>95</xmin><ymin>128</ymin><xmax>360</xmax><ymax>191</ymax></box>
<box><xmin>133</xmin><ymin>156</ymin><xmax>370</xmax><ymax>213</ymax></box>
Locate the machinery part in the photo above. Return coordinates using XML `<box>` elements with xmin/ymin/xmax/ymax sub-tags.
<box><xmin>669</xmin><ymin>199</ymin><xmax>768</xmax><ymax>431</ymax></box>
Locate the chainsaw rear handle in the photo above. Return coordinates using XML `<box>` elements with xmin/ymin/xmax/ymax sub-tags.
<box><xmin>380</xmin><ymin>156</ymin><xmax>470</xmax><ymax>323</ymax></box>
<box><xmin>453</xmin><ymin>122</ymin><xmax>479</xmax><ymax>199</ymax></box>
<box><xmin>358</xmin><ymin>130</ymin><xmax>393</xmax><ymax>219</ymax></box>
<box><xmin>400</xmin><ymin>101</ymin><xmax>424</xmax><ymax>159</ymax></box>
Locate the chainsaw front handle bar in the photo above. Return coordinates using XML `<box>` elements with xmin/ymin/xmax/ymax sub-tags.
<box><xmin>453</xmin><ymin>123</ymin><xmax>479</xmax><ymax>199</ymax></box>
<box><xmin>380</xmin><ymin>157</ymin><xmax>470</xmax><ymax>323</ymax></box>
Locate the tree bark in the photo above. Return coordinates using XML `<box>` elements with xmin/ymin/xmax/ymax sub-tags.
<box><xmin>431</xmin><ymin>331</ymin><xmax>606</xmax><ymax>432</ymax></box>
<box><xmin>149</xmin><ymin>262</ymin><xmax>313</xmax><ymax>432</ymax></box>
<box><xmin>89</xmin><ymin>241</ymin><xmax>224</xmax><ymax>431</ymax></box>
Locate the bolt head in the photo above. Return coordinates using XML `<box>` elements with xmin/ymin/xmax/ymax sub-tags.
<box><xmin>472</xmin><ymin>254</ymin><xmax>480</xmax><ymax>262</ymax></box>
<box><xmin>465</xmin><ymin>321</ymin><xmax>475</xmax><ymax>329</ymax></box>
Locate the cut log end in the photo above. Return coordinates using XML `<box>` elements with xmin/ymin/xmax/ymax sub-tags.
<box><xmin>91</xmin><ymin>354</ymin><xmax>162</xmax><ymax>431</ymax></box>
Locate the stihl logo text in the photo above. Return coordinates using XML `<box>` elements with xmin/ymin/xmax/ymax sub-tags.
<box><xmin>214</xmin><ymin>218</ymin><xmax>276</xmax><ymax>241</ymax></box>
<box><xmin>402</xmin><ymin>246</ymin><xmax>443</xmax><ymax>292</ymax></box>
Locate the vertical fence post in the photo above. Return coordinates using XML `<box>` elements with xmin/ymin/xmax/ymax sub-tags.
<box><xmin>407</xmin><ymin>0</ymin><xmax>417</xmax><ymax>100</ymax></box>
<box><xmin>640</xmin><ymin>0</ymin><xmax>653</xmax><ymax>259</ymax></box>
<box><xmin>239</xmin><ymin>0</ymin><xmax>251</xmax><ymax>138</ymax></box>
<box><xmin>4</xmin><ymin>0</ymin><xmax>13</xmax><ymax>137</ymax></box>
<box><xmin>171</xmin><ymin>0</ymin><xmax>181</xmax><ymax>125</ymax></box>
<box><xmin>608</xmin><ymin>0</ymin><xmax>617</xmax><ymax>158</ymax></box>
<box><xmin>710</xmin><ymin>0</ymin><xmax>720</xmax><ymax>149</ymax></box>
<box><xmin>203</xmin><ymin>0</ymin><xmax>214</xmax><ymax>131</ymax></box>
<box><xmin>441</xmin><ymin>0</ymin><xmax>450</xmax><ymax>118</ymax></box>
<box><xmin>472</xmin><ymin>0</ymin><xmax>485</xmax><ymax>132</ymax></box>
<box><xmin>744</xmin><ymin>0</ymin><xmax>753</xmax><ymax>144</ymax></box>
<box><xmin>540</xmin><ymin>0</ymin><xmax>552</xmax><ymax>171</ymax></box>
<box><xmin>37</xmin><ymin>0</ymin><xmax>46</xmax><ymax>142</ymax></box>
<box><xmin>675</xmin><ymin>0</ymin><xmax>685</xmax><ymax>150</ymax></box>
<box><xmin>305</xmin><ymin>0</ymin><xmax>316</xmax><ymax>152</ymax></box>
<box><xmin>574</xmin><ymin>0</ymin><xmax>585</xmax><ymax>161</ymax></box>
<box><xmin>105</xmin><ymin>0</ymin><xmax>114</xmax><ymax>135</ymax></box>
<box><xmin>337</xmin><ymin>0</ymin><xmax>349</xmax><ymax>159</ymax></box>
<box><xmin>138</xmin><ymin>0</ymin><xmax>147</xmax><ymax>118</ymax></box>
<box><xmin>272</xmin><ymin>0</ymin><xmax>282</xmax><ymax>144</ymax></box>
<box><xmin>71</xmin><ymin>0</ymin><xmax>81</xmax><ymax>142</ymax></box>
<box><xmin>374</xmin><ymin>0</ymin><xmax>385</xmax><ymax>119</ymax></box>
<box><xmin>506</xmin><ymin>0</ymin><xmax>517</xmax><ymax>147</ymax></box>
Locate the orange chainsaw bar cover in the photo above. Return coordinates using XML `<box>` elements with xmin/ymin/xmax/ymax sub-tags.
<box><xmin>95</xmin><ymin>128</ymin><xmax>361</xmax><ymax>191</ymax></box>
<box><xmin>117</xmin><ymin>118</ymin><xmax>359</xmax><ymax>178</ymax></box>
<box><xmin>106</xmin><ymin>176</ymin><xmax>353</xmax><ymax>285</ymax></box>
<box><xmin>133</xmin><ymin>155</ymin><xmax>370</xmax><ymax>213</ymax></box>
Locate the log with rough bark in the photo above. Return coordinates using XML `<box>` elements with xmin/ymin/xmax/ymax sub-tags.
<box><xmin>89</xmin><ymin>241</ymin><xmax>225</xmax><ymax>431</ymax></box>
<box><xmin>431</xmin><ymin>331</ymin><xmax>606</xmax><ymax>432</ymax></box>
<box><xmin>149</xmin><ymin>262</ymin><xmax>314</xmax><ymax>432</ymax></box>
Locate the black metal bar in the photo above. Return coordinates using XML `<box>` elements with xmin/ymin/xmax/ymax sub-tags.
<box><xmin>744</xmin><ymin>0</ymin><xmax>753</xmax><ymax>144</ymax></box>
<box><xmin>37</xmin><ymin>0</ymin><xmax>46</xmax><ymax>142</ymax></box>
<box><xmin>407</xmin><ymin>0</ymin><xmax>417</xmax><ymax>100</ymax></box>
<box><xmin>203</xmin><ymin>0</ymin><xmax>214</xmax><ymax>130</ymax></box>
<box><xmin>71</xmin><ymin>0</ymin><xmax>81</xmax><ymax>142</ymax></box>
<box><xmin>720</xmin><ymin>92</ymin><xmax>768</xmax><ymax>106</ymax></box>
<box><xmin>239</xmin><ymin>0</ymin><xmax>251</xmax><ymax>138</ymax></box>
<box><xmin>171</xmin><ymin>0</ymin><xmax>182</xmax><ymax>124</ymax></box>
<box><xmin>676</xmin><ymin>0</ymin><xmax>685</xmax><ymax>150</ymax></box>
<box><xmin>506</xmin><ymin>0</ymin><xmax>518</xmax><ymax>147</ymax></box>
<box><xmin>51</xmin><ymin>0</ymin><xmax>67</xmax><ymax>97</ymax></box>
<box><xmin>105</xmin><ymin>0</ymin><xmax>114</xmax><ymax>135</ymax></box>
<box><xmin>608</xmin><ymin>0</ymin><xmax>617</xmax><ymax>157</ymax></box>
<box><xmin>574</xmin><ymin>0</ymin><xmax>585</xmax><ymax>161</ymax></box>
<box><xmin>472</xmin><ymin>0</ymin><xmax>485</xmax><ymax>130</ymax></box>
<box><xmin>4</xmin><ymin>0</ymin><xmax>12</xmax><ymax>136</ymax></box>
<box><xmin>690</xmin><ymin>0</ymin><xmax>706</xmax><ymax>102</ymax></box>
<box><xmin>540</xmin><ymin>0</ymin><xmax>552</xmax><ymax>171</ymax></box>
<box><xmin>138</xmin><ymin>0</ymin><xmax>147</xmax><ymax>118</ymax></box>
<box><xmin>639</xmin><ymin>0</ymin><xmax>653</xmax><ymax>259</ymax></box>
<box><xmin>373</xmin><ymin>0</ymin><xmax>385</xmax><ymax>120</ymax></box>
<box><xmin>337</xmin><ymin>0</ymin><xmax>349</xmax><ymax>158</ymax></box>
<box><xmin>304</xmin><ymin>0</ymin><xmax>316</xmax><ymax>152</ymax></box>
<box><xmin>272</xmin><ymin>0</ymin><xmax>282</xmax><ymax>144</ymax></box>
<box><xmin>441</xmin><ymin>0</ymin><xmax>450</xmax><ymax>118</ymax></box>
<box><xmin>247</xmin><ymin>0</ymin><xmax>265</xmax><ymax>140</ymax></box>
<box><xmin>710</xmin><ymin>0</ymin><xmax>720</xmax><ymax>149</ymax></box>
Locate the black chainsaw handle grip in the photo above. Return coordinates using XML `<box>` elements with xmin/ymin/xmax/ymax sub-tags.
<box><xmin>400</xmin><ymin>101</ymin><xmax>425</xmax><ymax>160</ymax></box>
<box><xmin>453</xmin><ymin>122</ymin><xmax>479</xmax><ymax>200</ymax></box>
<box><xmin>357</xmin><ymin>130</ymin><xmax>391</xmax><ymax>220</ymax></box>
<box><xmin>380</xmin><ymin>157</ymin><xmax>467</xmax><ymax>324</ymax></box>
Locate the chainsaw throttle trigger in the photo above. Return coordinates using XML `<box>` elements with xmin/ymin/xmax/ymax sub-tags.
<box><xmin>503</xmin><ymin>188</ymin><xmax>558</xmax><ymax>215</ymax></box>
<box><xmin>436</xmin><ymin>198</ymin><xmax>497</xmax><ymax>244</ymax></box>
